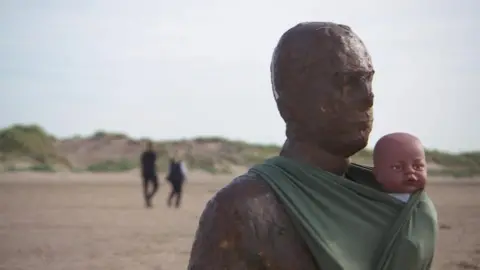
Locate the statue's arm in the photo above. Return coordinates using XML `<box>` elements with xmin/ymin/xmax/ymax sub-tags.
<box><xmin>187</xmin><ymin>182</ymin><xmax>265</xmax><ymax>270</ymax></box>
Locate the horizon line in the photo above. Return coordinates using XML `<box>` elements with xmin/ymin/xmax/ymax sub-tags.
<box><xmin>2</xmin><ymin>123</ymin><xmax>478</xmax><ymax>154</ymax></box>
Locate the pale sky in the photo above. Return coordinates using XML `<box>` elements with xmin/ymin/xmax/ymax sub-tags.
<box><xmin>1</xmin><ymin>0</ymin><xmax>478</xmax><ymax>152</ymax></box>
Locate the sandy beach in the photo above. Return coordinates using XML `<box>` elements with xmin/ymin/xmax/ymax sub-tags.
<box><xmin>0</xmin><ymin>172</ymin><xmax>479</xmax><ymax>270</ymax></box>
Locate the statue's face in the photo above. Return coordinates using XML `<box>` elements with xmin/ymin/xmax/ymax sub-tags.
<box><xmin>313</xmin><ymin>69</ymin><xmax>374</xmax><ymax>157</ymax></box>
<box><xmin>272</xmin><ymin>23</ymin><xmax>374</xmax><ymax>157</ymax></box>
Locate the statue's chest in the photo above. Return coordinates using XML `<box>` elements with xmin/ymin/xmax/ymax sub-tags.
<box><xmin>254</xmin><ymin>190</ymin><xmax>320</xmax><ymax>270</ymax></box>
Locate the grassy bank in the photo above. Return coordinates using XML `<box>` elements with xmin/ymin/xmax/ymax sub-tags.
<box><xmin>1</xmin><ymin>124</ymin><xmax>479</xmax><ymax>177</ymax></box>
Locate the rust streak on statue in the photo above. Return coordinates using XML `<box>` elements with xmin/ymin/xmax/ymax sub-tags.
<box><xmin>187</xmin><ymin>22</ymin><xmax>375</xmax><ymax>270</ymax></box>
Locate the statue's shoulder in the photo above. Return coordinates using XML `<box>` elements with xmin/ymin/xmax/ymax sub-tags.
<box><xmin>188</xmin><ymin>170</ymin><xmax>318</xmax><ymax>270</ymax></box>
<box><xmin>218</xmin><ymin>170</ymin><xmax>276</xmax><ymax>204</ymax></box>
<box><xmin>197</xmin><ymin>170</ymin><xmax>281</xmax><ymax>234</ymax></box>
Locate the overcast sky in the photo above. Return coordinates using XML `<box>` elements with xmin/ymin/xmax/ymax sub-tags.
<box><xmin>1</xmin><ymin>0</ymin><xmax>478</xmax><ymax>152</ymax></box>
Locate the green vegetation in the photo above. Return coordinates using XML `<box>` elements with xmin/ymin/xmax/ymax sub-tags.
<box><xmin>5</xmin><ymin>163</ymin><xmax>55</xmax><ymax>172</ymax></box>
<box><xmin>1</xmin><ymin>124</ymin><xmax>480</xmax><ymax>177</ymax></box>
<box><xmin>86</xmin><ymin>159</ymin><xmax>137</xmax><ymax>173</ymax></box>
<box><xmin>91</xmin><ymin>130</ymin><xmax>129</xmax><ymax>140</ymax></box>
<box><xmin>423</xmin><ymin>150</ymin><xmax>480</xmax><ymax>177</ymax></box>
<box><xmin>425</xmin><ymin>150</ymin><xmax>480</xmax><ymax>168</ymax></box>
<box><xmin>0</xmin><ymin>124</ymin><xmax>55</xmax><ymax>161</ymax></box>
<box><xmin>0</xmin><ymin>124</ymin><xmax>71</xmax><ymax>171</ymax></box>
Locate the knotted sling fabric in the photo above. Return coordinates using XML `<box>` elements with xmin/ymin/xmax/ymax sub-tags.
<box><xmin>249</xmin><ymin>156</ymin><xmax>438</xmax><ymax>270</ymax></box>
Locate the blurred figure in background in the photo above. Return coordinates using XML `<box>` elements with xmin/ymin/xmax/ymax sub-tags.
<box><xmin>140</xmin><ymin>141</ymin><xmax>158</xmax><ymax>208</ymax></box>
<box><xmin>166</xmin><ymin>157</ymin><xmax>187</xmax><ymax>208</ymax></box>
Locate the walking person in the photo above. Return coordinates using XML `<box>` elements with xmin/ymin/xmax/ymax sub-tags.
<box><xmin>166</xmin><ymin>158</ymin><xmax>187</xmax><ymax>208</ymax></box>
<box><xmin>140</xmin><ymin>141</ymin><xmax>158</xmax><ymax>208</ymax></box>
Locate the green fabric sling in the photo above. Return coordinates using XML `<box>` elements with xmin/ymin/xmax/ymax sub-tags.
<box><xmin>250</xmin><ymin>156</ymin><xmax>438</xmax><ymax>270</ymax></box>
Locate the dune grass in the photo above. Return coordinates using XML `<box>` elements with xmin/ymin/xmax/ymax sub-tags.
<box><xmin>1</xmin><ymin>124</ymin><xmax>479</xmax><ymax>177</ymax></box>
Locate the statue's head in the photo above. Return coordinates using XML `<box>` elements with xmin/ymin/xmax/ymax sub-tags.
<box><xmin>271</xmin><ymin>22</ymin><xmax>375</xmax><ymax>157</ymax></box>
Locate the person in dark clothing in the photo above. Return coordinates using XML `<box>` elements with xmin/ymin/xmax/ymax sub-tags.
<box><xmin>166</xmin><ymin>158</ymin><xmax>186</xmax><ymax>208</ymax></box>
<box><xmin>140</xmin><ymin>141</ymin><xmax>158</xmax><ymax>208</ymax></box>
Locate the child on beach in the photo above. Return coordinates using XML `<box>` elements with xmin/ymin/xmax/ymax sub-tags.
<box><xmin>373</xmin><ymin>132</ymin><xmax>427</xmax><ymax>202</ymax></box>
